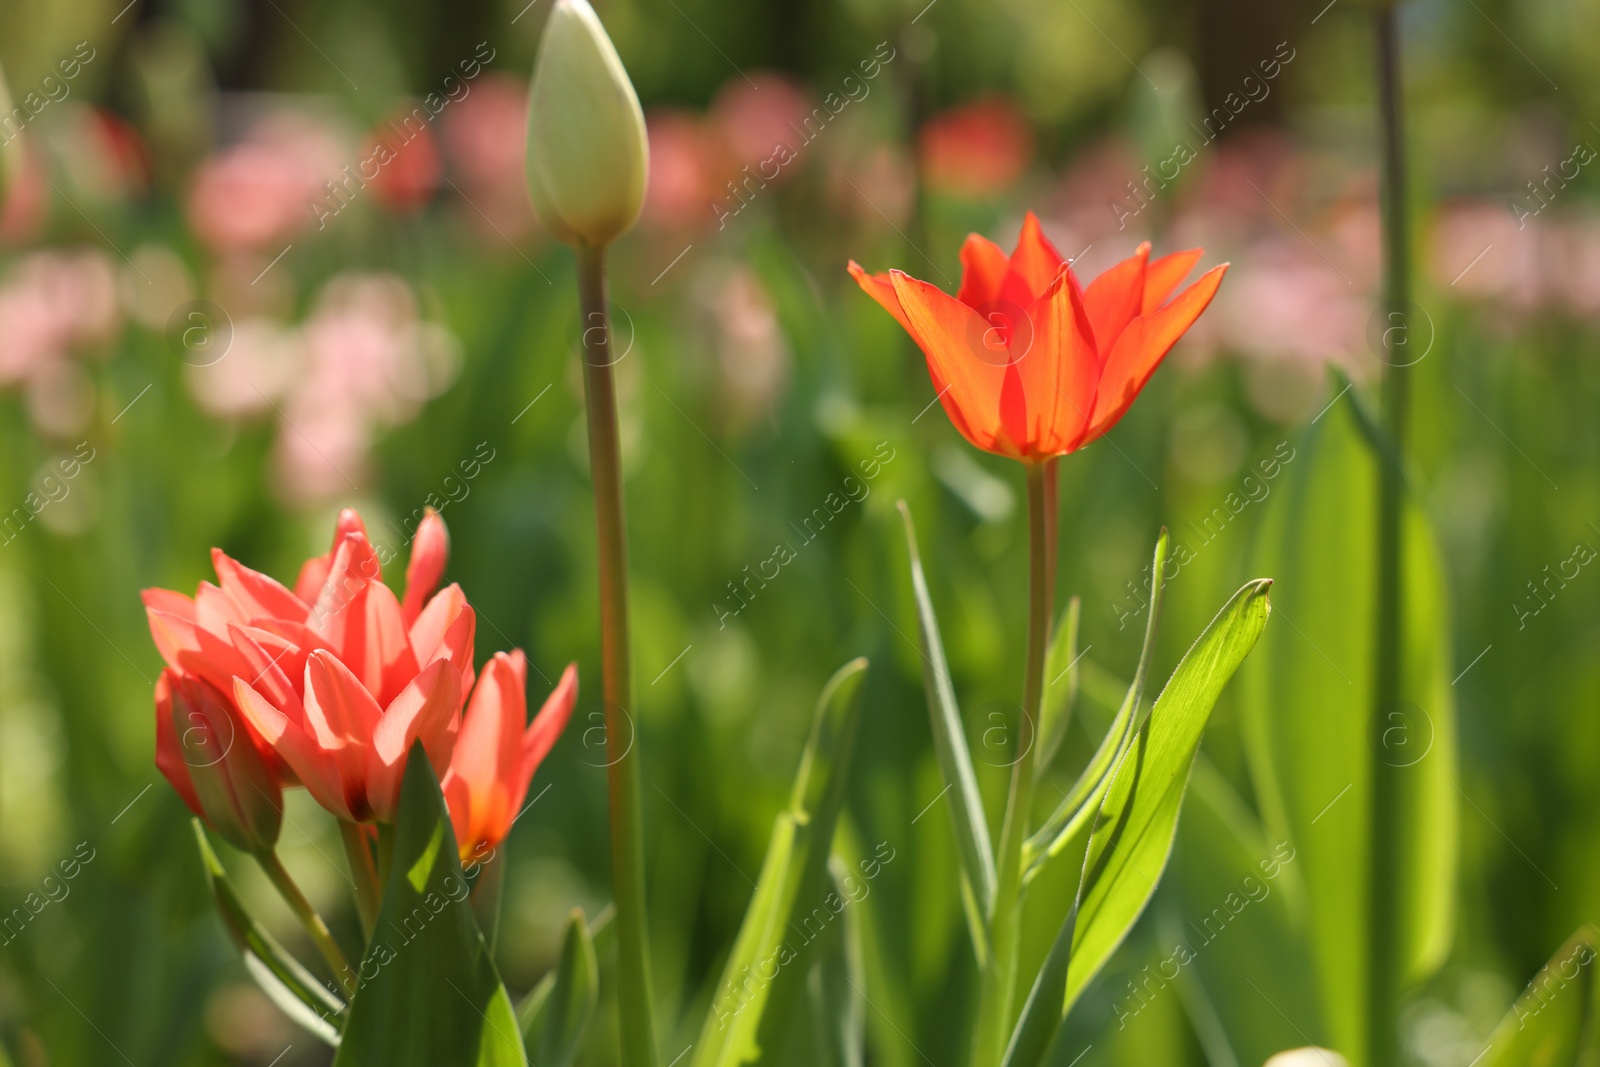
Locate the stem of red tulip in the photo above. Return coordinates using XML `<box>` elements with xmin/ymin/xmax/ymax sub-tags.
<box><xmin>337</xmin><ymin>819</ymin><xmax>381</xmax><ymax>942</ymax></box>
<box><xmin>575</xmin><ymin>242</ymin><xmax>659</xmax><ymax>1067</ymax></box>
<box><xmin>1368</xmin><ymin>7</ymin><xmax>1411</xmax><ymax>1066</ymax></box>
<box><xmin>971</xmin><ymin>461</ymin><xmax>1052</xmax><ymax>1067</ymax></box>
<box><xmin>259</xmin><ymin>849</ymin><xmax>354</xmax><ymax>989</ymax></box>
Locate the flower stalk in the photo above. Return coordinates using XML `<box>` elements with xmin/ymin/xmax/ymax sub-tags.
<box><xmin>1368</xmin><ymin>6</ymin><xmax>1411</xmax><ymax>1064</ymax></box>
<box><xmin>971</xmin><ymin>461</ymin><xmax>1054</xmax><ymax>1067</ymax></box>
<box><xmin>576</xmin><ymin>242</ymin><xmax>659</xmax><ymax>1067</ymax></box>
<box><xmin>338</xmin><ymin>820</ymin><xmax>381</xmax><ymax>941</ymax></box>
<box><xmin>258</xmin><ymin>849</ymin><xmax>353</xmax><ymax>985</ymax></box>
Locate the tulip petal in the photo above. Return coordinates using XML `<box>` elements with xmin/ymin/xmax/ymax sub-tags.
<box><xmin>236</xmin><ymin>675</ymin><xmax>357</xmax><ymax>821</ymax></box>
<box><xmin>303</xmin><ymin>649</ymin><xmax>382</xmax><ymax>755</ymax></box>
<box><xmin>445</xmin><ymin>651</ymin><xmax>527</xmax><ymax>849</ymax></box>
<box><xmin>955</xmin><ymin>233</ymin><xmax>1011</xmax><ymax>311</ymax></box>
<box><xmin>294</xmin><ymin>556</ymin><xmax>331</xmax><ymax>606</ymax></box>
<box><xmin>212</xmin><ymin>548</ymin><xmax>309</xmax><ymax>624</ymax></box>
<box><xmin>1082</xmin><ymin>242</ymin><xmax>1149</xmax><ymax>355</ymax></box>
<box><xmin>154</xmin><ymin>671</ymin><xmax>203</xmax><ymax>817</ymax></box>
<box><xmin>887</xmin><ymin>270</ymin><xmax>1021</xmax><ymax>456</ymax></box>
<box><xmin>227</xmin><ymin>623</ymin><xmax>306</xmax><ymax>711</ymax></box>
<box><xmin>367</xmin><ymin>659</ymin><xmax>463</xmax><ymax>821</ymax></box>
<box><xmin>142</xmin><ymin>587</ymin><xmax>197</xmax><ymax>623</ymax></box>
<box><xmin>400</xmin><ymin>509</ymin><xmax>450</xmax><ymax>626</ymax></box>
<box><xmin>999</xmin><ymin>211</ymin><xmax>1066</xmax><ymax>308</ymax></box>
<box><xmin>195</xmin><ymin>581</ymin><xmax>245</xmax><ymax>633</ymax></box>
<box><xmin>1081</xmin><ymin>263</ymin><xmax>1228</xmax><ymax>446</ymax></box>
<box><xmin>516</xmin><ymin>661</ymin><xmax>577</xmax><ymax>814</ymax></box>
<box><xmin>847</xmin><ymin>261</ymin><xmax>913</xmax><ymax>334</ymax></box>
<box><xmin>1020</xmin><ymin>268</ymin><xmax>1101</xmax><ymax>455</ymax></box>
<box><xmin>307</xmin><ymin>532</ymin><xmax>384</xmax><ymax>642</ymax></box>
<box><xmin>1141</xmin><ymin>248</ymin><xmax>1204</xmax><ymax>315</ymax></box>
<box><xmin>348</xmin><ymin>579</ymin><xmax>422</xmax><ymax>707</ymax></box>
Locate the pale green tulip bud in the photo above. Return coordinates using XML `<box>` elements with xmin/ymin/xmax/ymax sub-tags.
<box><xmin>526</xmin><ymin>0</ymin><xmax>648</xmax><ymax>248</ymax></box>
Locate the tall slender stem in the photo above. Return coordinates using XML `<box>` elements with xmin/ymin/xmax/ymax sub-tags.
<box><xmin>575</xmin><ymin>243</ymin><xmax>658</xmax><ymax>1067</ymax></box>
<box><xmin>337</xmin><ymin>819</ymin><xmax>380</xmax><ymax>942</ymax></box>
<box><xmin>259</xmin><ymin>850</ymin><xmax>353</xmax><ymax>988</ymax></box>
<box><xmin>970</xmin><ymin>462</ymin><xmax>1053</xmax><ymax>1067</ymax></box>
<box><xmin>1368</xmin><ymin>7</ymin><xmax>1410</xmax><ymax>1065</ymax></box>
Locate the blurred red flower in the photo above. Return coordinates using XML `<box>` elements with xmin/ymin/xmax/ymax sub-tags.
<box><xmin>918</xmin><ymin>98</ymin><xmax>1034</xmax><ymax>198</ymax></box>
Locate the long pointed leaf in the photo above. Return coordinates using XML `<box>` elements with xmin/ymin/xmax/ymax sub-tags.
<box><xmin>1477</xmin><ymin>927</ymin><xmax>1597</xmax><ymax>1067</ymax></box>
<box><xmin>691</xmin><ymin>659</ymin><xmax>869</xmax><ymax>1067</ymax></box>
<box><xmin>332</xmin><ymin>742</ymin><xmax>527</xmax><ymax>1066</ymax></box>
<box><xmin>1063</xmin><ymin>577</ymin><xmax>1273</xmax><ymax>1014</ymax></box>
<box><xmin>521</xmin><ymin>909</ymin><xmax>598</xmax><ymax>1067</ymax></box>
<box><xmin>896</xmin><ymin>501</ymin><xmax>996</xmax><ymax>955</ymax></box>
<box><xmin>192</xmin><ymin>821</ymin><xmax>345</xmax><ymax>1046</ymax></box>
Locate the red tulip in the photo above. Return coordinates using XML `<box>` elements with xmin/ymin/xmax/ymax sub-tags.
<box><xmin>144</xmin><ymin>507</ymin><xmax>573</xmax><ymax>831</ymax></box>
<box><xmin>442</xmin><ymin>654</ymin><xmax>577</xmax><ymax>859</ymax></box>
<box><xmin>848</xmin><ymin>212</ymin><xmax>1227</xmax><ymax>462</ymax></box>
<box><xmin>155</xmin><ymin>669</ymin><xmax>282</xmax><ymax>853</ymax></box>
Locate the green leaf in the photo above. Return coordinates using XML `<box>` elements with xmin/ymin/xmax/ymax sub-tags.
<box><xmin>691</xmin><ymin>658</ymin><xmax>869</xmax><ymax>1067</ymax></box>
<box><xmin>519</xmin><ymin>910</ymin><xmax>598</xmax><ymax>1067</ymax></box>
<box><xmin>192</xmin><ymin>820</ymin><xmax>345</xmax><ymax>1046</ymax></box>
<box><xmin>1037</xmin><ymin>596</ymin><xmax>1082</xmax><ymax>771</ymax></box>
<box><xmin>514</xmin><ymin>906</ymin><xmax>612</xmax><ymax>1036</ymax></box>
<box><xmin>1238</xmin><ymin>403</ymin><xmax>1457</xmax><ymax>1055</ymax></box>
<box><xmin>332</xmin><ymin>742</ymin><xmax>527</xmax><ymax>1067</ymax></box>
<box><xmin>1064</xmin><ymin>577</ymin><xmax>1273</xmax><ymax>1014</ymax></box>
<box><xmin>1025</xmin><ymin>531</ymin><xmax>1171</xmax><ymax>882</ymax></box>
<box><xmin>1001</xmin><ymin>874</ymin><xmax>1079</xmax><ymax>1067</ymax></box>
<box><xmin>809</xmin><ymin>857</ymin><xmax>866</xmax><ymax>1067</ymax></box>
<box><xmin>1477</xmin><ymin>927</ymin><xmax>1596</xmax><ymax>1067</ymax></box>
<box><xmin>896</xmin><ymin>501</ymin><xmax>996</xmax><ymax>957</ymax></box>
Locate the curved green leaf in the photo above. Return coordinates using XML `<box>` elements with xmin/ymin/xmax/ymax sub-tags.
<box><xmin>192</xmin><ymin>820</ymin><xmax>345</xmax><ymax>1046</ymax></box>
<box><xmin>1026</xmin><ymin>532</ymin><xmax>1171</xmax><ymax>881</ymax></box>
<box><xmin>691</xmin><ymin>658</ymin><xmax>869</xmax><ymax>1067</ymax></box>
<box><xmin>520</xmin><ymin>909</ymin><xmax>598</xmax><ymax>1067</ymax></box>
<box><xmin>332</xmin><ymin>742</ymin><xmax>527</xmax><ymax>1067</ymax></box>
<box><xmin>1478</xmin><ymin>927</ymin><xmax>1596</xmax><ymax>1067</ymax></box>
<box><xmin>1064</xmin><ymin>577</ymin><xmax>1273</xmax><ymax>1014</ymax></box>
<box><xmin>897</xmin><ymin>501</ymin><xmax>996</xmax><ymax>956</ymax></box>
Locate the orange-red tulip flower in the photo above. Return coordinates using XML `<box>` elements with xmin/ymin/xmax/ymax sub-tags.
<box><xmin>442</xmin><ymin>653</ymin><xmax>577</xmax><ymax>859</ymax></box>
<box><xmin>155</xmin><ymin>668</ymin><xmax>282</xmax><ymax>853</ymax></box>
<box><xmin>144</xmin><ymin>507</ymin><xmax>577</xmax><ymax>831</ymax></box>
<box><xmin>849</xmin><ymin>212</ymin><xmax>1227</xmax><ymax>462</ymax></box>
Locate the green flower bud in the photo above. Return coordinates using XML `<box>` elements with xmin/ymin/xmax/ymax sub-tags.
<box><xmin>526</xmin><ymin>0</ymin><xmax>648</xmax><ymax>248</ymax></box>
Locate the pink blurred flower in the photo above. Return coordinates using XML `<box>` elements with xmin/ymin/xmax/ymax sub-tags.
<box><xmin>642</xmin><ymin>109</ymin><xmax>726</xmax><ymax>231</ymax></box>
<box><xmin>0</xmin><ymin>248</ymin><xmax>119</xmax><ymax>436</ymax></box>
<box><xmin>710</xmin><ymin>73</ymin><xmax>811</xmax><ymax>174</ymax></box>
<box><xmin>441</xmin><ymin>74</ymin><xmax>536</xmax><ymax>240</ymax></box>
<box><xmin>187</xmin><ymin>113</ymin><xmax>345</xmax><ymax>253</ymax></box>
<box><xmin>918</xmin><ymin>97</ymin><xmax>1034</xmax><ymax>197</ymax></box>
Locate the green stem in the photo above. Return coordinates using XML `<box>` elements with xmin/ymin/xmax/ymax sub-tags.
<box><xmin>259</xmin><ymin>849</ymin><xmax>354</xmax><ymax>989</ymax></box>
<box><xmin>1369</xmin><ymin>7</ymin><xmax>1410</xmax><ymax>1065</ymax></box>
<box><xmin>576</xmin><ymin>243</ymin><xmax>659</xmax><ymax>1067</ymax></box>
<box><xmin>338</xmin><ymin>820</ymin><xmax>381</xmax><ymax>943</ymax></box>
<box><xmin>970</xmin><ymin>462</ymin><xmax>1053</xmax><ymax>1067</ymax></box>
